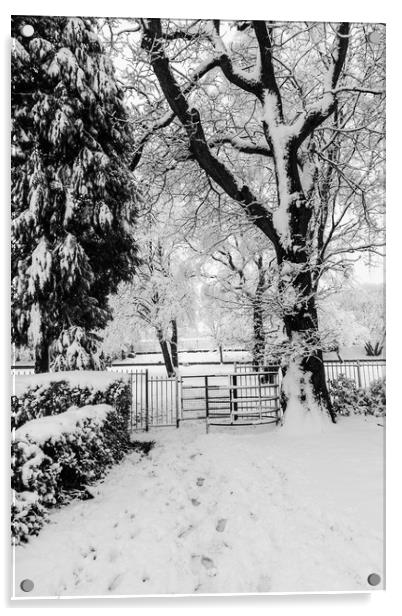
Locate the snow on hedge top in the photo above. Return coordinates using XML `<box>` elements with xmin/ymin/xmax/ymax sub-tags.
<box><xmin>13</xmin><ymin>370</ymin><xmax>129</xmax><ymax>397</ymax></box>
<box><xmin>14</xmin><ymin>404</ymin><xmax>113</xmax><ymax>445</ymax></box>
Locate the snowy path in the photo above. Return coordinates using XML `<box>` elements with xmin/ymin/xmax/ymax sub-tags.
<box><xmin>14</xmin><ymin>416</ymin><xmax>384</xmax><ymax>597</ymax></box>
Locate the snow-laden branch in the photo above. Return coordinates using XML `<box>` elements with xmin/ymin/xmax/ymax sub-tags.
<box><xmin>163</xmin><ymin>29</ymin><xmax>201</xmax><ymax>41</ymax></box>
<box><xmin>130</xmin><ymin>55</ymin><xmax>221</xmax><ymax>170</ymax></box>
<box><xmin>218</xmin><ymin>53</ymin><xmax>261</xmax><ymax>96</ymax></box>
<box><xmin>208</xmin><ymin>134</ymin><xmax>273</xmax><ymax>157</ymax></box>
<box><xmin>130</xmin><ymin>110</ymin><xmax>175</xmax><ymax>170</ymax></box>
<box><xmin>208</xmin><ymin>21</ymin><xmax>261</xmax><ymax>96</ymax></box>
<box><xmin>293</xmin><ymin>22</ymin><xmax>350</xmax><ymax>148</ymax></box>
<box><xmin>141</xmin><ymin>18</ymin><xmax>280</xmax><ymax>252</ymax></box>
<box><xmin>116</xmin><ymin>25</ymin><xmax>141</xmax><ymax>37</ymax></box>
<box><xmin>252</xmin><ymin>21</ymin><xmax>283</xmax><ymax>113</ymax></box>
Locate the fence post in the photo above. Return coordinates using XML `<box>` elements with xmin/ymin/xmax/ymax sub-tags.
<box><xmin>356</xmin><ymin>360</ymin><xmax>362</xmax><ymax>389</ymax></box>
<box><xmin>218</xmin><ymin>345</ymin><xmax>223</xmax><ymax>364</ymax></box>
<box><xmin>232</xmin><ymin>373</ymin><xmax>238</xmax><ymax>421</ymax></box>
<box><xmin>145</xmin><ymin>369</ymin><xmax>149</xmax><ymax>432</ymax></box>
<box><xmin>130</xmin><ymin>372</ymin><xmax>133</xmax><ymax>432</ymax></box>
<box><xmin>180</xmin><ymin>376</ymin><xmax>184</xmax><ymax>422</ymax></box>
<box><xmin>175</xmin><ymin>377</ymin><xmax>180</xmax><ymax>428</ymax></box>
<box><xmin>258</xmin><ymin>373</ymin><xmax>262</xmax><ymax>421</ymax></box>
<box><xmin>205</xmin><ymin>375</ymin><xmax>210</xmax><ymax>434</ymax></box>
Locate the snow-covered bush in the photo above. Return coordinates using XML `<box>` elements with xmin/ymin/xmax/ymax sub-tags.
<box><xmin>328</xmin><ymin>374</ymin><xmax>386</xmax><ymax>417</ymax></box>
<box><xmin>328</xmin><ymin>374</ymin><xmax>363</xmax><ymax>416</ymax></box>
<box><xmin>12</xmin><ymin>490</ymin><xmax>47</xmax><ymax>543</ymax></box>
<box><xmin>12</xmin><ymin>404</ymin><xmax>131</xmax><ymax>544</ymax></box>
<box><xmin>365</xmin><ymin>378</ymin><xmax>386</xmax><ymax>416</ymax></box>
<box><xmin>11</xmin><ymin>377</ymin><xmax>130</xmax><ymax>430</ymax></box>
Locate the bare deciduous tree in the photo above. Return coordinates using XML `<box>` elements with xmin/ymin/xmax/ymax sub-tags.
<box><xmin>103</xmin><ymin>19</ymin><xmax>385</xmax><ymax>428</ymax></box>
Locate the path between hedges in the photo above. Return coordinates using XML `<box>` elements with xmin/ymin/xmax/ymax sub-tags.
<box><xmin>14</xmin><ymin>417</ymin><xmax>384</xmax><ymax>597</ymax></box>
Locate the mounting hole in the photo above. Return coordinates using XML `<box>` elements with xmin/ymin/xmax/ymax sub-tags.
<box><xmin>20</xmin><ymin>24</ymin><xmax>34</xmax><ymax>38</ymax></box>
<box><xmin>20</xmin><ymin>578</ymin><xmax>34</xmax><ymax>592</ymax></box>
<box><xmin>367</xmin><ymin>573</ymin><xmax>381</xmax><ymax>586</ymax></box>
<box><xmin>368</xmin><ymin>31</ymin><xmax>382</xmax><ymax>45</ymax></box>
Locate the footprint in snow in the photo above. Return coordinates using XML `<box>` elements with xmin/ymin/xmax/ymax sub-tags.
<box><xmin>215</xmin><ymin>518</ymin><xmax>227</xmax><ymax>532</ymax></box>
<box><xmin>108</xmin><ymin>573</ymin><xmax>124</xmax><ymax>591</ymax></box>
<box><xmin>82</xmin><ymin>546</ymin><xmax>97</xmax><ymax>559</ymax></box>
<box><xmin>189</xmin><ymin>453</ymin><xmax>202</xmax><ymax>460</ymax></box>
<box><xmin>178</xmin><ymin>524</ymin><xmax>194</xmax><ymax>539</ymax></box>
<box><xmin>201</xmin><ymin>556</ymin><xmax>217</xmax><ymax>576</ymax></box>
<box><xmin>257</xmin><ymin>574</ymin><xmax>271</xmax><ymax>592</ymax></box>
<box><xmin>191</xmin><ymin>498</ymin><xmax>201</xmax><ymax>507</ymax></box>
<box><xmin>196</xmin><ymin>477</ymin><xmax>205</xmax><ymax>487</ymax></box>
<box><xmin>191</xmin><ymin>554</ymin><xmax>217</xmax><ymax>577</ymax></box>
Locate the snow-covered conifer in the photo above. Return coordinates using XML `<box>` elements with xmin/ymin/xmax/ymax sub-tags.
<box><xmin>11</xmin><ymin>16</ymin><xmax>139</xmax><ymax>372</ymax></box>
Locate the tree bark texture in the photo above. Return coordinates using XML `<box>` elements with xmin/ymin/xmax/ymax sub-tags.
<box><xmin>170</xmin><ymin>319</ymin><xmax>178</xmax><ymax>368</ymax></box>
<box><xmin>156</xmin><ymin>327</ymin><xmax>175</xmax><ymax>377</ymax></box>
<box><xmin>34</xmin><ymin>337</ymin><xmax>49</xmax><ymax>373</ymax></box>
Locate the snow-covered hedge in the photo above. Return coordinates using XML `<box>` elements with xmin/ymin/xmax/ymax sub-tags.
<box><xmin>12</xmin><ymin>375</ymin><xmax>130</xmax><ymax>430</ymax></box>
<box><xmin>328</xmin><ymin>375</ymin><xmax>386</xmax><ymax>417</ymax></box>
<box><xmin>12</xmin><ymin>404</ymin><xmax>131</xmax><ymax>544</ymax></box>
<box><xmin>13</xmin><ymin>370</ymin><xmax>129</xmax><ymax>398</ymax></box>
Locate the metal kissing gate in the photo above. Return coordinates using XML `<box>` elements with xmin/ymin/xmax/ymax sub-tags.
<box><xmin>181</xmin><ymin>371</ymin><xmax>282</xmax><ymax>432</ymax></box>
<box><xmin>128</xmin><ymin>369</ymin><xmax>282</xmax><ymax>432</ymax></box>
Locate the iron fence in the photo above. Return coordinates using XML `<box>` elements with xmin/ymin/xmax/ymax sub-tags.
<box><xmin>129</xmin><ymin>370</ymin><xmax>179</xmax><ymax>431</ymax></box>
<box><xmin>234</xmin><ymin>359</ymin><xmax>385</xmax><ymax>389</ymax></box>
<box><xmin>11</xmin><ymin>365</ymin><xmax>35</xmax><ymax>375</ymax></box>
<box><xmin>11</xmin><ymin>358</ymin><xmax>385</xmax><ymax>432</ymax></box>
<box><xmin>323</xmin><ymin>359</ymin><xmax>385</xmax><ymax>388</ymax></box>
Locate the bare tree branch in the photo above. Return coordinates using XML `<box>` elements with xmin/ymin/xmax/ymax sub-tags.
<box><xmin>141</xmin><ymin>18</ymin><xmax>280</xmax><ymax>253</ymax></box>
<box><xmin>208</xmin><ymin>134</ymin><xmax>273</xmax><ymax>157</ymax></box>
<box><xmin>294</xmin><ymin>22</ymin><xmax>350</xmax><ymax>147</ymax></box>
<box><xmin>130</xmin><ymin>56</ymin><xmax>221</xmax><ymax>170</ymax></box>
<box><xmin>252</xmin><ymin>20</ymin><xmax>284</xmax><ymax>114</ymax></box>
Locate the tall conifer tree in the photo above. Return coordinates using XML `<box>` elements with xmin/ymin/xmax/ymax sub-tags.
<box><xmin>11</xmin><ymin>16</ymin><xmax>139</xmax><ymax>372</ymax></box>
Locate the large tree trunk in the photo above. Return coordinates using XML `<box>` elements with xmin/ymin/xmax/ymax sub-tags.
<box><xmin>170</xmin><ymin>319</ymin><xmax>178</xmax><ymax>369</ymax></box>
<box><xmin>156</xmin><ymin>327</ymin><xmax>175</xmax><ymax>377</ymax></box>
<box><xmin>251</xmin><ymin>256</ymin><xmax>266</xmax><ymax>371</ymax></box>
<box><xmin>34</xmin><ymin>337</ymin><xmax>49</xmax><ymax>373</ymax></box>
<box><xmin>269</xmin><ymin>137</ymin><xmax>335</xmax><ymax>429</ymax></box>
<box><xmin>252</xmin><ymin>300</ymin><xmax>265</xmax><ymax>371</ymax></box>
<box><xmin>279</xmin><ymin>256</ymin><xmax>335</xmax><ymax>428</ymax></box>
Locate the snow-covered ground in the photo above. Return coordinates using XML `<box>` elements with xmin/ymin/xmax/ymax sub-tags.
<box><xmin>13</xmin><ymin>415</ymin><xmax>384</xmax><ymax>597</ymax></box>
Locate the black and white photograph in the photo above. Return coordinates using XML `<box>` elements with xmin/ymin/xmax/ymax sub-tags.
<box><xmin>10</xmin><ymin>7</ymin><xmax>386</xmax><ymax>600</ymax></box>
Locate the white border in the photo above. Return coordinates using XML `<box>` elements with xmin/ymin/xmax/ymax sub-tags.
<box><xmin>2</xmin><ymin>1</ymin><xmax>401</xmax><ymax>614</ymax></box>
<box><xmin>1</xmin><ymin>0</ymin><xmax>395</xmax><ymax>21</ymax></box>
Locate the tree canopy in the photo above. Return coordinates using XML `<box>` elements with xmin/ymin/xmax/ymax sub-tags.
<box><xmin>101</xmin><ymin>18</ymin><xmax>385</xmax><ymax>426</ymax></box>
